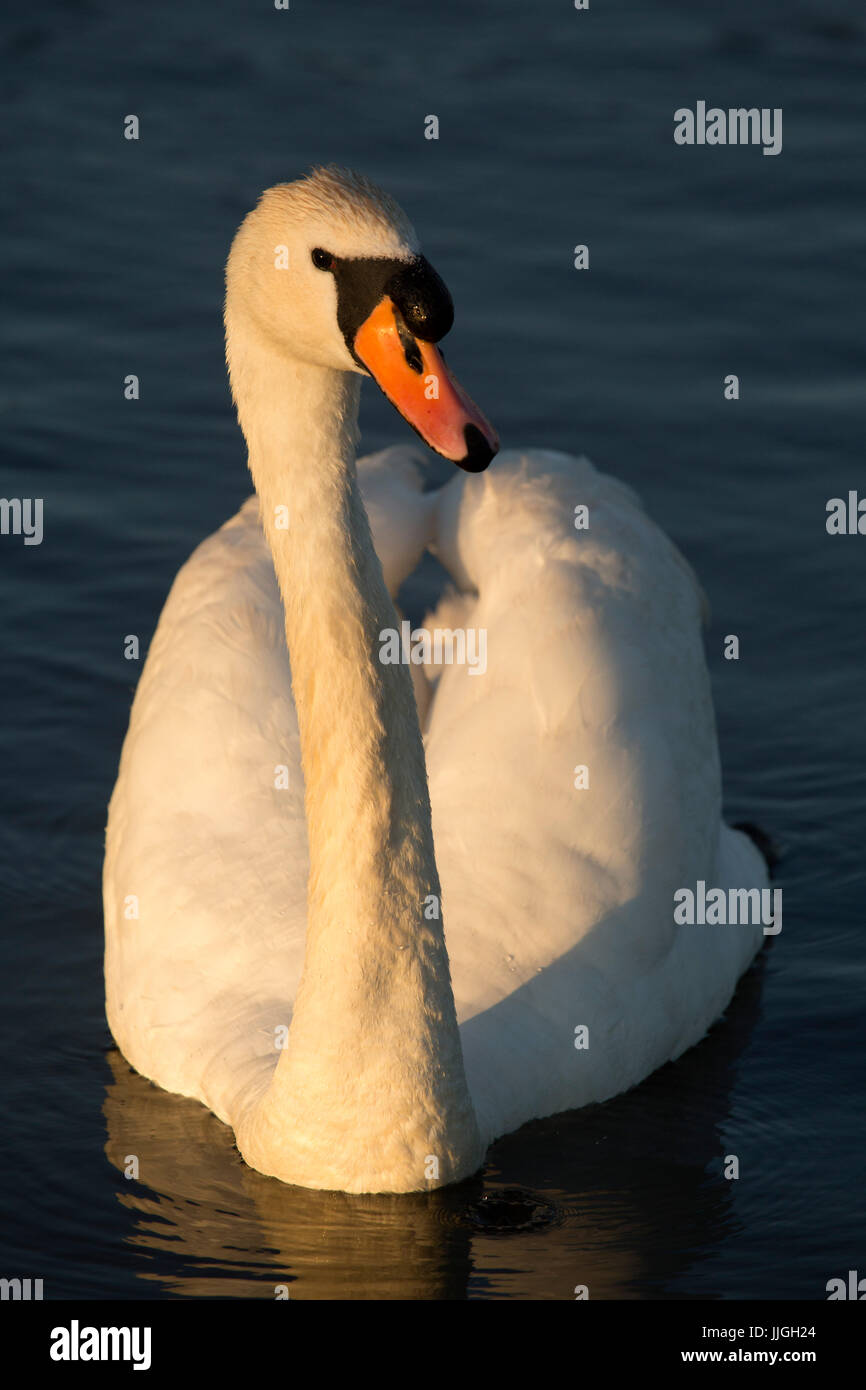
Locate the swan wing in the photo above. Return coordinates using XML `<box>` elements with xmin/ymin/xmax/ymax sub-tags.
<box><xmin>104</xmin><ymin>495</ymin><xmax>308</xmax><ymax>1120</ymax></box>
<box><xmin>422</xmin><ymin>450</ymin><xmax>765</xmax><ymax>1142</ymax></box>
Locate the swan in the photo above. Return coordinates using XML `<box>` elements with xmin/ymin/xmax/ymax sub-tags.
<box><xmin>103</xmin><ymin>166</ymin><xmax>768</xmax><ymax>1195</ymax></box>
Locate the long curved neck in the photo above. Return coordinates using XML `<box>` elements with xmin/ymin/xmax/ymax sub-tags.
<box><xmin>226</xmin><ymin>320</ymin><xmax>481</xmax><ymax>1193</ymax></box>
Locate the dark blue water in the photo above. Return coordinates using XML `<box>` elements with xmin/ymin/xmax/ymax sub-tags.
<box><xmin>1</xmin><ymin>0</ymin><xmax>864</xmax><ymax>1299</ymax></box>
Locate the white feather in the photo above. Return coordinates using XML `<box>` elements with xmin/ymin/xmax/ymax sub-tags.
<box><xmin>104</xmin><ymin>170</ymin><xmax>766</xmax><ymax>1193</ymax></box>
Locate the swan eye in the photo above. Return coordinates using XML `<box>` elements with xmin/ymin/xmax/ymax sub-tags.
<box><xmin>311</xmin><ymin>248</ymin><xmax>335</xmax><ymax>271</ymax></box>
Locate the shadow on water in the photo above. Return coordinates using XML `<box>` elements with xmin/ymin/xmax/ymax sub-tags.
<box><xmin>102</xmin><ymin>950</ymin><xmax>766</xmax><ymax>1299</ymax></box>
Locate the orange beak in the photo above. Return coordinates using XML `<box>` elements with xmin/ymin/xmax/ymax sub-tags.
<box><xmin>354</xmin><ymin>298</ymin><xmax>499</xmax><ymax>472</ymax></box>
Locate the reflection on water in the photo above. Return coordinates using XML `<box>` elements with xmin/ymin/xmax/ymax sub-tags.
<box><xmin>102</xmin><ymin>953</ymin><xmax>765</xmax><ymax>1299</ymax></box>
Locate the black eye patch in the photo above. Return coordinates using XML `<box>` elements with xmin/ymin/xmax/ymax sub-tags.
<box><xmin>329</xmin><ymin>254</ymin><xmax>454</xmax><ymax>365</ymax></box>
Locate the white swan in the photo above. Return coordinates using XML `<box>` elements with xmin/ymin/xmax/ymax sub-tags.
<box><xmin>104</xmin><ymin>166</ymin><xmax>767</xmax><ymax>1194</ymax></box>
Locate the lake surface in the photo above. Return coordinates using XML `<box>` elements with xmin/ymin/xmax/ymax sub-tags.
<box><xmin>1</xmin><ymin>0</ymin><xmax>864</xmax><ymax>1299</ymax></box>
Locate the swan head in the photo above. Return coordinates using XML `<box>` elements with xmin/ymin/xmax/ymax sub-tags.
<box><xmin>225</xmin><ymin>166</ymin><xmax>498</xmax><ymax>472</ymax></box>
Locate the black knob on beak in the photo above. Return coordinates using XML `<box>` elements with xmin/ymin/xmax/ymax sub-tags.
<box><xmin>385</xmin><ymin>256</ymin><xmax>454</xmax><ymax>344</ymax></box>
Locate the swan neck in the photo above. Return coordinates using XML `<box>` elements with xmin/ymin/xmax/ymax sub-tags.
<box><xmin>227</xmin><ymin>329</ymin><xmax>481</xmax><ymax>1192</ymax></box>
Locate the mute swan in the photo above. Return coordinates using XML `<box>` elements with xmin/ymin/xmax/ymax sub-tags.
<box><xmin>104</xmin><ymin>166</ymin><xmax>768</xmax><ymax>1195</ymax></box>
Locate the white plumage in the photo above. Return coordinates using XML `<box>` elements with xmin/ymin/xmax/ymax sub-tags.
<box><xmin>104</xmin><ymin>169</ymin><xmax>765</xmax><ymax>1193</ymax></box>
